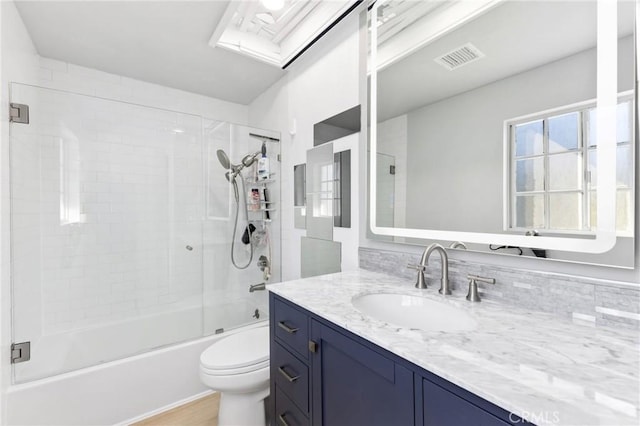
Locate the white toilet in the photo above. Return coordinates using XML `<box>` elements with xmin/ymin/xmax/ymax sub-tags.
<box><xmin>199</xmin><ymin>325</ymin><xmax>270</xmax><ymax>426</ymax></box>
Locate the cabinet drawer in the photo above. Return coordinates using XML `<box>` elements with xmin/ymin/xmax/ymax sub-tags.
<box><xmin>273</xmin><ymin>342</ymin><xmax>309</xmax><ymax>414</ymax></box>
<box><xmin>273</xmin><ymin>297</ymin><xmax>309</xmax><ymax>359</ymax></box>
<box><xmin>275</xmin><ymin>385</ymin><xmax>310</xmax><ymax>426</ymax></box>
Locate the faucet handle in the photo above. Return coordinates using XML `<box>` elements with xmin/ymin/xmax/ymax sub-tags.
<box><xmin>465</xmin><ymin>275</ymin><xmax>495</xmax><ymax>302</ymax></box>
<box><xmin>467</xmin><ymin>274</ymin><xmax>495</xmax><ymax>284</ymax></box>
<box><xmin>407</xmin><ymin>264</ymin><xmax>428</xmax><ymax>289</ymax></box>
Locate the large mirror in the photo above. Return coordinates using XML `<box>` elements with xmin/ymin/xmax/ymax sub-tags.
<box><xmin>369</xmin><ymin>0</ymin><xmax>636</xmax><ymax>267</ymax></box>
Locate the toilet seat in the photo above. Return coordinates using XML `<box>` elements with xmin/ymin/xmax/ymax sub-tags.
<box><xmin>201</xmin><ymin>359</ymin><xmax>269</xmax><ymax>376</ymax></box>
<box><xmin>200</xmin><ymin>326</ymin><xmax>269</xmax><ymax>376</ymax></box>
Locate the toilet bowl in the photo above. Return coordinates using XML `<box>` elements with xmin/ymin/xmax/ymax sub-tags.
<box><xmin>199</xmin><ymin>325</ymin><xmax>270</xmax><ymax>426</ymax></box>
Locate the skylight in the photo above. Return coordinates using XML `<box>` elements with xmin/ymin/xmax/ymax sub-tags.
<box><xmin>210</xmin><ymin>0</ymin><xmax>356</xmax><ymax>68</ymax></box>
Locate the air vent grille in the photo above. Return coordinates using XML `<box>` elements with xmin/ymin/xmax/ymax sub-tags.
<box><xmin>434</xmin><ymin>43</ymin><xmax>485</xmax><ymax>70</ymax></box>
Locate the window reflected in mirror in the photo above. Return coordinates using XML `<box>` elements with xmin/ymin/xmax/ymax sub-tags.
<box><xmin>508</xmin><ymin>96</ymin><xmax>634</xmax><ymax>235</ymax></box>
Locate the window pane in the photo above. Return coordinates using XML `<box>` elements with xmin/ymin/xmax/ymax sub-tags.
<box><xmin>515</xmin><ymin>157</ymin><xmax>544</xmax><ymax>192</ymax></box>
<box><xmin>590</xmin><ymin>190</ymin><xmax>635</xmax><ymax>233</ymax></box>
<box><xmin>587</xmin><ymin>148</ymin><xmax>597</xmax><ymax>187</ymax></box>
<box><xmin>549</xmin><ymin>193</ymin><xmax>581</xmax><ymax>230</ymax></box>
<box><xmin>549</xmin><ymin>112</ymin><xmax>579</xmax><ymax>153</ymax></box>
<box><xmin>617</xmin><ymin>189</ymin><xmax>633</xmax><ymax>233</ymax></box>
<box><xmin>515</xmin><ymin>121</ymin><xmax>543</xmax><ymax>157</ymax></box>
<box><xmin>588</xmin><ymin>108</ymin><xmax>597</xmax><ymax>147</ymax></box>
<box><xmin>616</xmin><ymin>144</ymin><xmax>633</xmax><ymax>187</ymax></box>
<box><xmin>514</xmin><ymin>195</ymin><xmax>544</xmax><ymax>228</ymax></box>
<box><xmin>617</xmin><ymin>101</ymin><xmax>632</xmax><ymax>143</ymax></box>
<box><xmin>588</xmin><ymin>101</ymin><xmax>632</xmax><ymax>146</ymax></box>
<box><xmin>589</xmin><ymin>190</ymin><xmax>597</xmax><ymax>230</ymax></box>
<box><xmin>587</xmin><ymin>145</ymin><xmax>633</xmax><ymax>188</ymax></box>
<box><xmin>549</xmin><ymin>152</ymin><xmax>582</xmax><ymax>190</ymax></box>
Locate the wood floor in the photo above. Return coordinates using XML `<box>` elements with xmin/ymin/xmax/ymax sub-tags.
<box><xmin>132</xmin><ymin>393</ymin><xmax>219</xmax><ymax>426</ymax></box>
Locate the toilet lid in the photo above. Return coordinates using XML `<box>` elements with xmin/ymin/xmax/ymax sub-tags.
<box><xmin>200</xmin><ymin>326</ymin><xmax>269</xmax><ymax>371</ymax></box>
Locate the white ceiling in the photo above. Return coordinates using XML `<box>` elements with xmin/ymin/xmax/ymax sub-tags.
<box><xmin>15</xmin><ymin>1</ymin><xmax>287</xmax><ymax>105</ymax></box>
<box><xmin>377</xmin><ymin>0</ymin><xmax>635</xmax><ymax>122</ymax></box>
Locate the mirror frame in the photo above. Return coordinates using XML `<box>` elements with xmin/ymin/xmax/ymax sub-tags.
<box><xmin>369</xmin><ymin>0</ymin><xmax>621</xmax><ymax>254</ymax></box>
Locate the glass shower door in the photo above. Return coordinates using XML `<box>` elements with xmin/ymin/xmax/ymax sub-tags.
<box><xmin>202</xmin><ymin>123</ymin><xmax>281</xmax><ymax>335</ymax></box>
<box><xmin>10</xmin><ymin>83</ymin><xmax>204</xmax><ymax>382</ymax></box>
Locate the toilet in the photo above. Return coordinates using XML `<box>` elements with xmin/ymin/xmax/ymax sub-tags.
<box><xmin>199</xmin><ymin>325</ymin><xmax>270</xmax><ymax>426</ymax></box>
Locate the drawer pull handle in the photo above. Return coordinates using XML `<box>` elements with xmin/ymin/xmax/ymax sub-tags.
<box><xmin>278</xmin><ymin>413</ymin><xmax>290</xmax><ymax>426</ymax></box>
<box><xmin>278</xmin><ymin>321</ymin><xmax>299</xmax><ymax>334</ymax></box>
<box><xmin>278</xmin><ymin>366</ymin><xmax>300</xmax><ymax>382</ymax></box>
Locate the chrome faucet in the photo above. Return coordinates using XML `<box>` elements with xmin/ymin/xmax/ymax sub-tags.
<box><xmin>407</xmin><ymin>243</ymin><xmax>450</xmax><ymax>294</ymax></box>
<box><xmin>249</xmin><ymin>282</ymin><xmax>266</xmax><ymax>292</ymax></box>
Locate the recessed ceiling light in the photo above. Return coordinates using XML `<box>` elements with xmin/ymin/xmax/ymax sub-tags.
<box><xmin>261</xmin><ymin>0</ymin><xmax>285</xmax><ymax>12</ymax></box>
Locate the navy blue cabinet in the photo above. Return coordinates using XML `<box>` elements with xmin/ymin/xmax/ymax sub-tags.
<box><xmin>310</xmin><ymin>319</ymin><xmax>414</xmax><ymax>426</ymax></box>
<box><xmin>273</xmin><ymin>342</ymin><xmax>310</xmax><ymax>415</ymax></box>
<box><xmin>273</xmin><ymin>297</ymin><xmax>310</xmax><ymax>360</ymax></box>
<box><xmin>423</xmin><ymin>379</ymin><xmax>512</xmax><ymax>426</ymax></box>
<box><xmin>270</xmin><ymin>293</ymin><xmax>526</xmax><ymax>426</ymax></box>
<box><xmin>274</xmin><ymin>386</ymin><xmax>309</xmax><ymax>426</ymax></box>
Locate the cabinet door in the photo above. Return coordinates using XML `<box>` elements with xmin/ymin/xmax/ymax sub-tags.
<box><xmin>310</xmin><ymin>320</ymin><xmax>414</xmax><ymax>426</ymax></box>
<box><xmin>423</xmin><ymin>379</ymin><xmax>512</xmax><ymax>426</ymax></box>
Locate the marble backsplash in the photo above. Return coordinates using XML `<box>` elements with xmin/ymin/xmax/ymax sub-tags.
<box><xmin>359</xmin><ymin>247</ymin><xmax>640</xmax><ymax>330</ymax></box>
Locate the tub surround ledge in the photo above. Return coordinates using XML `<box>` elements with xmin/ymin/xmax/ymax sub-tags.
<box><xmin>267</xmin><ymin>269</ymin><xmax>640</xmax><ymax>426</ymax></box>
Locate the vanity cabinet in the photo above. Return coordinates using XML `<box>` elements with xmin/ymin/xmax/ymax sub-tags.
<box><xmin>422</xmin><ymin>379</ymin><xmax>512</xmax><ymax>426</ymax></box>
<box><xmin>270</xmin><ymin>293</ymin><xmax>524</xmax><ymax>426</ymax></box>
<box><xmin>310</xmin><ymin>319</ymin><xmax>414</xmax><ymax>426</ymax></box>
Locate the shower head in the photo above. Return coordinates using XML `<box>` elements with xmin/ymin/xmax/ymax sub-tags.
<box><xmin>218</xmin><ymin>149</ymin><xmax>260</xmax><ymax>171</ymax></box>
<box><xmin>217</xmin><ymin>149</ymin><xmax>231</xmax><ymax>170</ymax></box>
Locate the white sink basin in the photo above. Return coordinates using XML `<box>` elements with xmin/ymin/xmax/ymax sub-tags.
<box><xmin>352</xmin><ymin>293</ymin><xmax>477</xmax><ymax>332</ymax></box>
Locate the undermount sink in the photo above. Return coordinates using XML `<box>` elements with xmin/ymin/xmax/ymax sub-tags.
<box><xmin>352</xmin><ymin>293</ymin><xmax>478</xmax><ymax>332</ymax></box>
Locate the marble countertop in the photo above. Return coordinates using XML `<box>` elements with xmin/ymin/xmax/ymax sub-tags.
<box><xmin>267</xmin><ymin>269</ymin><xmax>640</xmax><ymax>426</ymax></box>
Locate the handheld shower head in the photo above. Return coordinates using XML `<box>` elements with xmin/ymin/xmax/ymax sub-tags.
<box><xmin>217</xmin><ymin>149</ymin><xmax>231</xmax><ymax>170</ymax></box>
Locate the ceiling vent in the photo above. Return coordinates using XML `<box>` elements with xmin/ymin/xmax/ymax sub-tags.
<box><xmin>434</xmin><ymin>43</ymin><xmax>485</xmax><ymax>70</ymax></box>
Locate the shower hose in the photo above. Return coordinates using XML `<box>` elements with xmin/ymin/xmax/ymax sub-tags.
<box><xmin>230</xmin><ymin>177</ymin><xmax>254</xmax><ymax>269</ymax></box>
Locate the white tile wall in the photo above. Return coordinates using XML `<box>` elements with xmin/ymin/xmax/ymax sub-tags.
<box><xmin>11</xmin><ymin>83</ymin><xmax>206</xmax><ymax>338</ymax></box>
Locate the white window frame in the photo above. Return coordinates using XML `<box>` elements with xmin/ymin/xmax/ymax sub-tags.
<box><xmin>503</xmin><ymin>91</ymin><xmax>634</xmax><ymax>237</ymax></box>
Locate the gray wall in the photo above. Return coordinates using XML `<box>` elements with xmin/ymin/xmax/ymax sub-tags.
<box><xmin>404</xmin><ymin>36</ymin><xmax>634</xmax><ymax>233</ymax></box>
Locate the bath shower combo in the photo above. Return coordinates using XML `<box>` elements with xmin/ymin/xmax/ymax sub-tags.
<box><xmin>216</xmin><ymin>133</ymin><xmax>278</xmax><ymax>272</ymax></box>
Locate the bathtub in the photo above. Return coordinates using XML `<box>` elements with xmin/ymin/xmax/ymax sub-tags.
<box><xmin>6</xmin><ymin>316</ymin><xmax>268</xmax><ymax>425</ymax></box>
